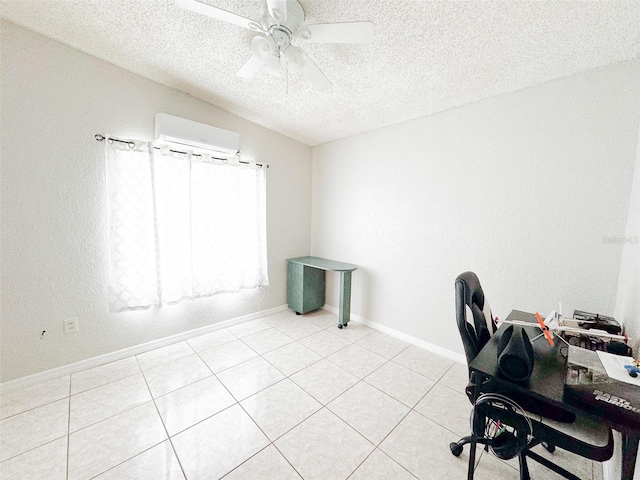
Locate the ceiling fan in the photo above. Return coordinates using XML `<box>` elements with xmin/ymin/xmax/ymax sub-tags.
<box><xmin>175</xmin><ymin>0</ymin><xmax>375</xmax><ymax>91</ymax></box>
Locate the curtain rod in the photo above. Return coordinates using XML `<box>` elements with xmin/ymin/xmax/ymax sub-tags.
<box><xmin>94</xmin><ymin>134</ymin><xmax>268</xmax><ymax>168</ymax></box>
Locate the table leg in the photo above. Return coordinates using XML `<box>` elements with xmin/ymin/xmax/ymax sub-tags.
<box><xmin>338</xmin><ymin>271</ymin><xmax>352</xmax><ymax>328</ymax></box>
<box><xmin>621</xmin><ymin>431</ymin><xmax>639</xmax><ymax>480</ymax></box>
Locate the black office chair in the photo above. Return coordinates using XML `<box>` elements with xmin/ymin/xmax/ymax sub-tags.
<box><xmin>450</xmin><ymin>271</ymin><xmax>614</xmax><ymax>480</ymax></box>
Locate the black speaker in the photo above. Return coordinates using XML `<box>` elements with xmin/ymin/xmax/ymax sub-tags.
<box><xmin>490</xmin><ymin>429</ymin><xmax>520</xmax><ymax>459</ymax></box>
<box><xmin>497</xmin><ymin>325</ymin><xmax>534</xmax><ymax>382</ymax></box>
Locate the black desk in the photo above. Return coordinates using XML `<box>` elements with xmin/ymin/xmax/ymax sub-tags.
<box><xmin>469</xmin><ymin>310</ymin><xmax>640</xmax><ymax>480</ymax></box>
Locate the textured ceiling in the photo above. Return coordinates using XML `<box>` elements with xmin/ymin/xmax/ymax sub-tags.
<box><xmin>2</xmin><ymin>0</ymin><xmax>639</xmax><ymax>146</ymax></box>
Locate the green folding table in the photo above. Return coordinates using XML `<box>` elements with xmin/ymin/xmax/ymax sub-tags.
<box><xmin>287</xmin><ymin>256</ymin><xmax>357</xmax><ymax>329</ymax></box>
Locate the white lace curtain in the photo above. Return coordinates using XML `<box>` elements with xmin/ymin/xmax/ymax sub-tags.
<box><xmin>106</xmin><ymin>139</ymin><xmax>268</xmax><ymax>312</ymax></box>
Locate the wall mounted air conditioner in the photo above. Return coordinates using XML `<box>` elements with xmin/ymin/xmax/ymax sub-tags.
<box><xmin>155</xmin><ymin>113</ymin><xmax>239</xmax><ymax>157</ymax></box>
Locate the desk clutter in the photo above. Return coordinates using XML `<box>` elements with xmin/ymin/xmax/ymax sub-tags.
<box><xmin>559</xmin><ymin>310</ymin><xmax>640</xmax><ymax>425</ymax></box>
<box><xmin>560</xmin><ymin>310</ymin><xmax>630</xmax><ymax>355</ymax></box>
<box><xmin>565</xmin><ymin>346</ymin><xmax>640</xmax><ymax>429</ymax></box>
<box><xmin>496</xmin><ymin>309</ymin><xmax>631</xmax><ymax>384</ymax></box>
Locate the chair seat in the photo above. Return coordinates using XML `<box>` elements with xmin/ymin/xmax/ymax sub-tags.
<box><xmin>535</xmin><ymin>410</ymin><xmax>613</xmax><ymax>461</ymax></box>
<box><xmin>479</xmin><ymin>402</ymin><xmax>614</xmax><ymax>462</ymax></box>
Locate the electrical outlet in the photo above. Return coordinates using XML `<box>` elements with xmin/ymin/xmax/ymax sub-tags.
<box><xmin>63</xmin><ymin>318</ymin><xmax>78</xmax><ymax>335</ymax></box>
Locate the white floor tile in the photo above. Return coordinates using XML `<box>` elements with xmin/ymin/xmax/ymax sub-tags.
<box><xmin>241</xmin><ymin>327</ymin><xmax>294</xmax><ymax>355</ymax></box>
<box><xmin>68</xmin><ymin>401</ymin><xmax>167</xmax><ymax>480</ymax></box>
<box><xmin>275</xmin><ymin>408</ymin><xmax>374</xmax><ymax>480</ymax></box>
<box><xmin>328</xmin><ymin>322</ymin><xmax>375</xmax><ymax>343</ymax></box>
<box><xmin>136</xmin><ymin>342</ymin><xmax>195</xmax><ymax>371</ymax></box>
<box><xmin>328</xmin><ymin>382</ymin><xmax>410</xmax><ymax>445</ymax></box>
<box><xmin>187</xmin><ymin>329</ymin><xmax>237</xmax><ymax>353</ymax></box>
<box><xmin>327</xmin><ymin>344</ymin><xmax>387</xmax><ymax>378</ymax></box>
<box><xmin>0</xmin><ymin>314</ymin><xmax>581</xmax><ymax>480</ymax></box>
<box><xmin>263</xmin><ymin>342</ymin><xmax>322</xmax><ymax>376</ymax></box>
<box><xmin>274</xmin><ymin>318</ymin><xmax>323</xmax><ymax>340</ymax></box>
<box><xmin>223</xmin><ymin>445</ymin><xmax>302</xmax><ymax>480</ymax></box>
<box><xmin>155</xmin><ymin>376</ymin><xmax>236</xmax><ymax>436</ymax></box>
<box><xmin>364</xmin><ymin>360</ymin><xmax>435</xmax><ymax>407</ymax></box>
<box><xmin>303</xmin><ymin>310</ymin><xmax>339</xmax><ymax>329</ymax></box>
<box><xmin>142</xmin><ymin>354</ymin><xmax>212</xmax><ymax>398</ymax></box>
<box><xmin>290</xmin><ymin>359</ymin><xmax>359</xmax><ymax>405</ymax></box>
<box><xmin>379</xmin><ymin>411</ymin><xmax>469</xmax><ymax>480</ymax></box>
<box><xmin>0</xmin><ymin>437</ymin><xmax>67</xmax><ymax>480</ymax></box>
<box><xmin>94</xmin><ymin>440</ymin><xmax>184</xmax><ymax>480</ymax></box>
<box><xmin>355</xmin><ymin>331</ymin><xmax>410</xmax><ymax>359</ymax></box>
<box><xmin>241</xmin><ymin>379</ymin><xmax>322</xmax><ymax>440</ymax></box>
<box><xmin>392</xmin><ymin>345</ymin><xmax>454</xmax><ymax>381</ymax></box>
<box><xmin>438</xmin><ymin>361</ymin><xmax>470</xmax><ymax>394</ymax></box>
<box><xmin>414</xmin><ymin>383</ymin><xmax>473</xmax><ymax>437</ymax></box>
<box><xmin>348</xmin><ymin>449</ymin><xmax>415</xmax><ymax>480</ymax></box>
<box><xmin>228</xmin><ymin>319</ymin><xmax>270</xmax><ymax>338</ymax></box>
<box><xmin>70</xmin><ymin>372</ymin><xmax>151</xmax><ymax>432</ymax></box>
<box><xmin>70</xmin><ymin>357</ymin><xmax>140</xmax><ymax>394</ymax></box>
<box><xmin>198</xmin><ymin>339</ymin><xmax>258</xmax><ymax>373</ymax></box>
<box><xmin>0</xmin><ymin>398</ymin><xmax>68</xmax><ymax>462</ymax></box>
<box><xmin>172</xmin><ymin>404</ymin><xmax>269</xmax><ymax>479</ymax></box>
<box><xmin>0</xmin><ymin>375</ymin><xmax>69</xmax><ymax>419</ymax></box>
<box><xmin>217</xmin><ymin>356</ymin><xmax>285</xmax><ymax>400</ymax></box>
<box><xmin>472</xmin><ymin>453</ymin><xmax>519</xmax><ymax>480</ymax></box>
<box><xmin>299</xmin><ymin>330</ymin><xmax>351</xmax><ymax>357</ymax></box>
<box><xmin>261</xmin><ymin>311</ymin><xmax>298</xmax><ymax>328</ymax></box>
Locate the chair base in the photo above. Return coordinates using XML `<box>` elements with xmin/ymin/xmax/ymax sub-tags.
<box><xmin>449</xmin><ymin>436</ymin><xmax>579</xmax><ymax>480</ymax></box>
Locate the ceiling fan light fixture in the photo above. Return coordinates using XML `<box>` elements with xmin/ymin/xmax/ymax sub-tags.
<box><xmin>284</xmin><ymin>45</ymin><xmax>307</xmax><ymax>74</ymax></box>
<box><xmin>251</xmin><ymin>35</ymin><xmax>276</xmax><ymax>62</ymax></box>
<box><xmin>263</xmin><ymin>56</ymin><xmax>283</xmax><ymax>77</ymax></box>
<box><xmin>266</xmin><ymin>0</ymin><xmax>287</xmax><ymax>24</ymax></box>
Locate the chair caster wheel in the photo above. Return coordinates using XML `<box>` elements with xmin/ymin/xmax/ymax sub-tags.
<box><xmin>449</xmin><ymin>442</ymin><xmax>463</xmax><ymax>457</ymax></box>
<box><xmin>338</xmin><ymin>324</ymin><xmax>343</xmax><ymax>329</ymax></box>
<box><xmin>295</xmin><ymin>312</ymin><xmax>301</xmax><ymax>315</ymax></box>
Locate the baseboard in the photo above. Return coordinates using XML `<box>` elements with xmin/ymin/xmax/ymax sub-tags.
<box><xmin>321</xmin><ymin>305</ymin><xmax>466</xmax><ymax>365</ymax></box>
<box><xmin>0</xmin><ymin>305</ymin><xmax>288</xmax><ymax>393</ymax></box>
<box><xmin>2</xmin><ymin>304</ymin><xmax>464</xmax><ymax>392</ymax></box>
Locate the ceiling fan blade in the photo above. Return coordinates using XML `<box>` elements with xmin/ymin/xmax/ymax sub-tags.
<box><xmin>236</xmin><ymin>54</ymin><xmax>265</xmax><ymax>78</ymax></box>
<box><xmin>175</xmin><ymin>0</ymin><xmax>263</xmax><ymax>32</ymax></box>
<box><xmin>296</xmin><ymin>22</ymin><xmax>374</xmax><ymax>44</ymax></box>
<box><xmin>299</xmin><ymin>54</ymin><xmax>331</xmax><ymax>92</ymax></box>
<box><xmin>266</xmin><ymin>0</ymin><xmax>287</xmax><ymax>23</ymax></box>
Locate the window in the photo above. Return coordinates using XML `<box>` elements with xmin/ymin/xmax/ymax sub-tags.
<box><xmin>105</xmin><ymin>140</ymin><xmax>268</xmax><ymax>312</ymax></box>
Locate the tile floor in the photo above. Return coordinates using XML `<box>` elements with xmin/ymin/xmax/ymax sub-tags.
<box><xmin>0</xmin><ymin>309</ymin><xmax>605</xmax><ymax>479</ymax></box>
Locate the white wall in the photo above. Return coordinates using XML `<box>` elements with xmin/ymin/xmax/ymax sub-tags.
<box><xmin>311</xmin><ymin>60</ymin><xmax>640</xmax><ymax>355</ymax></box>
<box><xmin>0</xmin><ymin>20</ymin><xmax>312</xmax><ymax>382</ymax></box>
<box><xmin>609</xmin><ymin>112</ymin><xmax>640</xmax><ymax>480</ymax></box>
<box><xmin>615</xmin><ymin>121</ymin><xmax>640</xmax><ymax>343</ymax></box>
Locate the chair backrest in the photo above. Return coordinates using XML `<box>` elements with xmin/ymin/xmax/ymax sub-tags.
<box><xmin>455</xmin><ymin>271</ymin><xmax>496</xmax><ymax>367</ymax></box>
